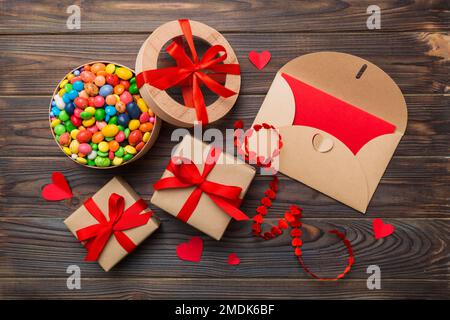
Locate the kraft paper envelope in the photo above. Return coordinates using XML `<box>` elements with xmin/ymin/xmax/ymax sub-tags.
<box><xmin>253</xmin><ymin>52</ymin><xmax>408</xmax><ymax>213</ymax></box>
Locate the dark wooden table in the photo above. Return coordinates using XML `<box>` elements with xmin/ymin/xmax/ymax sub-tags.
<box><xmin>0</xmin><ymin>0</ymin><xmax>449</xmax><ymax>299</ymax></box>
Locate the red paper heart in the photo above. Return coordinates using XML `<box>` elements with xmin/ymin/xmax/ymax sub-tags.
<box><xmin>278</xmin><ymin>219</ymin><xmax>288</xmax><ymax>229</ymax></box>
<box><xmin>41</xmin><ymin>172</ymin><xmax>73</xmax><ymax>201</ymax></box>
<box><xmin>228</xmin><ymin>253</ymin><xmax>240</xmax><ymax>265</ymax></box>
<box><xmin>248</xmin><ymin>50</ymin><xmax>271</xmax><ymax>70</ymax></box>
<box><xmin>176</xmin><ymin>236</ymin><xmax>203</xmax><ymax>262</ymax></box>
<box><xmin>372</xmin><ymin>218</ymin><xmax>395</xmax><ymax>239</ymax></box>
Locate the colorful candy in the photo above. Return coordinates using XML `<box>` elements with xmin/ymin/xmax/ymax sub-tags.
<box><xmin>50</xmin><ymin>63</ymin><xmax>156</xmax><ymax>167</ymax></box>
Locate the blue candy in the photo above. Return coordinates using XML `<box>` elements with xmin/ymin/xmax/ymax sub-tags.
<box><xmin>51</xmin><ymin>100</ymin><xmax>57</xmax><ymax>107</ymax></box>
<box><xmin>62</xmin><ymin>93</ymin><xmax>71</xmax><ymax>104</ymax></box>
<box><xmin>67</xmin><ymin>89</ymin><xmax>79</xmax><ymax>100</ymax></box>
<box><xmin>117</xmin><ymin>113</ymin><xmax>130</xmax><ymax>127</ymax></box>
<box><xmin>51</xmin><ymin>106</ymin><xmax>61</xmax><ymax>116</ymax></box>
<box><xmin>72</xmin><ymin>80</ymin><xmax>84</xmax><ymax>92</ymax></box>
<box><xmin>105</xmin><ymin>105</ymin><xmax>116</xmax><ymax>116</ymax></box>
<box><xmin>126</xmin><ymin>102</ymin><xmax>141</xmax><ymax>119</ymax></box>
<box><xmin>105</xmin><ymin>114</ymin><xmax>110</xmax><ymax>122</ymax></box>
<box><xmin>99</xmin><ymin>84</ymin><xmax>113</xmax><ymax>97</ymax></box>
<box><xmin>64</xmin><ymin>102</ymin><xmax>76</xmax><ymax>115</ymax></box>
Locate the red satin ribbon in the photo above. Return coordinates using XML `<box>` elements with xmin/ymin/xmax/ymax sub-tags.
<box><xmin>153</xmin><ymin>147</ymin><xmax>249</xmax><ymax>223</ymax></box>
<box><xmin>136</xmin><ymin>19</ymin><xmax>241</xmax><ymax>125</ymax></box>
<box><xmin>76</xmin><ymin>193</ymin><xmax>152</xmax><ymax>261</ymax></box>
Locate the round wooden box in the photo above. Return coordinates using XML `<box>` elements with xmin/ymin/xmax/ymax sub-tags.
<box><xmin>136</xmin><ymin>20</ymin><xmax>241</xmax><ymax>127</ymax></box>
<box><xmin>49</xmin><ymin>61</ymin><xmax>161</xmax><ymax>169</ymax></box>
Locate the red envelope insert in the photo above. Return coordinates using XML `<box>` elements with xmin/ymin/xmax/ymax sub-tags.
<box><xmin>282</xmin><ymin>73</ymin><xmax>396</xmax><ymax>155</ymax></box>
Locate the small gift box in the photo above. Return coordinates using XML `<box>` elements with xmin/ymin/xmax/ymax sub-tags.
<box><xmin>151</xmin><ymin>134</ymin><xmax>255</xmax><ymax>240</ymax></box>
<box><xmin>136</xmin><ymin>19</ymin><xmax>241</xmax><ymax>127</ymax></box>
<box><xmin>64</xmin><ymin>177</ymin><xmax>160</xmax><ymax>271</ymax></box>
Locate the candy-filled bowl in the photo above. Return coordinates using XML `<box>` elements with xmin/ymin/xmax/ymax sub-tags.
<box><xmin>49</xmin><ymin>61</ymin><xmax>161</xmax><ymax>169</ymax></box>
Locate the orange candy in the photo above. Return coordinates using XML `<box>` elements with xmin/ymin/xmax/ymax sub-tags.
<box><xmin>108</xmin><ymin>140</ymin><xmax>120</xmax><ymax>152</ymax></box>
<box><xmin>114</xmin><ymin>84</ymin><xmax>125</xmax><ymax>95</ymax></box>
<box><xmin>91</xmin><ymin>63</ymin><xmax>106</xmax><ymax>74</ymax></box>
<box><xmin>139</xmin><ymin>122</ymin><xmax>153</xmax><ymax>132</ymax></box>
<box><xmin>105</xmin><ymin>94</ymin><xmax>117</xmax><ymax>105</ymax></box>
<box><xmin>147</xmin><ymin>109</ymin><xmax>155</xmax><ymax>117</ymax></box>
<box><xmin>92</xmin><ymin>131</ymin><xmax>104</xmax><ymax>144</ymax></box>
<box><xmin>135</xmin><ymin>141</ymin><xmax>145</xmax><ymax>152</ymax></box>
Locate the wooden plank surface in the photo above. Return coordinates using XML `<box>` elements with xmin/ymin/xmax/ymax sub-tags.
<box><xmin>1</xmin><ymin>32</ymin><xmax>449</xmax><ymax>95</ymax></box>
<box><xmin>0</xmin><ymin>0</ymin><xmax>448</xmax><ymax>34</ymax></box>
<box><xmin>0</xmin><ymin>0</ymin><xmax>448</xmax><ymax>300</ymax></box>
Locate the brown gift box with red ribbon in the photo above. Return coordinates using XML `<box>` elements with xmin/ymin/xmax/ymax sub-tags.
<box><xmin>151</xmin><ymin>134</ymin><xmax>255</xmax><ymax>240</ymax></box>
<box><xmin>64</xmin><ymin>177</ymin><xmax>160</xmax><ymax>271</ymax></box>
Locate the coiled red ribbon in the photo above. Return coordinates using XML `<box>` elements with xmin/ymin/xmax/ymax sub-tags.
<box><xmin>234</xmin><ymin>121</ymin><xmax>354</xmax><ymax>281</ymax></box>
<box><xmin>76</xmin><ymin>193</ymin><xmax>152</xmax><ymax>261</ymax></box>
<box><xmin>153</xmin><ymin>147</ymin><xmax>249</xmax><ymax>223</ymax></box>
<box><xmin>136</xmin><ymin>19</ymin><xmax>241</xmax><ymax>125</ymax></box>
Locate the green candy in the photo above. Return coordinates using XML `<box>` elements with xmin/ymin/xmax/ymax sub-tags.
<box><xmin>105</xmin><ymin>136</ymin><xmax>114</xmax><ymax>141</ymax></box>
<box><xmin>94</xmin><ymin>109</ymin><xmax>106</xmax><ymax>121</ymax></box>
<box><xmin>108</xmin><ymin>116</ymin><xmax>118</xmax><ymax>125</ymax></box>
<box><xmin>64</xmin><ymin>83</ymin><xmax>73</xmax><ymax>92</ymax></box>
<box><xmin>130</xmin><ymin>77</ymin><xmax>136</xmax><ymax>84</ymax></box>
<box><xmin>129</xmin><ymin>83</ymin><xmax>139</xmax><ymax>94</ymax></box>
<box><xmin>97</xmin><ymin>151</ymin><xmax>108</xmax><ymax>157</ymax></box>
<box><xmin>118</xmin><ymin>125</ymin><xmax>125</xmax><ymax>131</ymax></box>
<box><xmin>58</xmin><ymin>110</ymin><xmax>70</xmax><ymax>122</ymax></box>
<box><xmin>65</xmin><ymin>120</ymin><xmax>76</xmax><ymax>132</ymax></box>
<box><xmin>87</xmin><ymin>159</ymin><xmax>96</xmax><ymax>166</ymax></box>
<box><xmin>115</xmin><ymin>147</ymin><xmax>124</xmax><ymax>157</ymax></box>
<box><xmin>55</xmin><ymin>134</ymin><xmax>60</xmax><ymax>141</ymax></box>
<box><xmin>80</xmin><ymin>111</ymin><xmax>93</xmax><ymax>120</ymax></box>
<box><xmin>124</xmin><ymin>128</ymin><xmax>130</xmax><ymax>138</ymax></box>
<box><xmin>94</xmin><ymin>156</ymin><xmax>110</xmax><ymax>167</ymax></box>
<box><xmin>90</xmin><ymin>143</ymin><xmax>98</xmax><ymax>150</ymax></box>
<box><xmin>54</xmin><ymin>124</ymin><xmax>66</xmax><ymax>135</ymax></box>
<box><xmin>123</xmin><ymin>153</ymin><xmax>133</xmax><ymax>161</ymax></box>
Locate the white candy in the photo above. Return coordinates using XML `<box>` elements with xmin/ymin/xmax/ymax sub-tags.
<box><xmin>71</xmin><ymin>154</ymin><xmax>78</xmax><ymax>159</ymax></box>
<box><xmin>87</xmin><ymin>150</ymin><xmax>97</xmax><ymax>160</ymax></box>
<box><xmin>54</xmin><ymin>95</ymin><xmax>66</xmax><ymax>110</ymax></box>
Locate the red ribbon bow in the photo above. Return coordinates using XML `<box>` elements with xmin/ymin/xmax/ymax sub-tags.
<box><xmin>153</xmin><ymin>147</ymin><xmax>249</xmax><ymax>222</ymax></box>
<box><xmin>76</xmin><ymin>193</ymin><xmax>152</xmax><ymax>261</ymax></box>
<box><xmin>136</xmin><ymin>19</ymin><xmax>241</xmax><ymax>125</ymax></box>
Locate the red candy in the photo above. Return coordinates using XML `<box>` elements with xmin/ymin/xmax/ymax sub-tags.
<box><xmin>76</xmin><ymin>130</ymin><xmax>92</xmax><ymax>143</ymax></box>
<box><xmin>120</xmin><ymin>80</ymin><xmax>130</xmax><ymax>90</ymax></box>
<box><xmin>74</xmin><ymin>97</ymin><xmax>88</xmax><ymax>109</ymax></box>
<box><xmin>94</xmin><ymin>96</ymin><xmax>105</xmax><ymax>108</ymax></box>
<box><xmin>70</xmin><ymin>114</ymin><xmax>82</xmax><ymax>127</ymax></box>
<box><xmin>128</xmin><ymin>130</ymin><xmax>142</xmax><ymax>145</ymax></box>
<box><xmin>106</xmin><ymin>74</ymin><xmax>120</xmax><ymax>86</ymax></box>
<box><xmin>120</xmin><ymin>91</ymin><xmax>133</xmax><ymax>104</ymax></box>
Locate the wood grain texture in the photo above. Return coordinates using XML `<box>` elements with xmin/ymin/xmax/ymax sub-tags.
<box><xmin>1</xmin><ymin>279</ymin><xmax>448</xmax><ymax>300</ymax></box>
<box><xmin>0</xmin><ymin>156</ymin><xmax>448</xmax><ymax>218</ymax></box>
<box><xmin>0</xmin><ymin>218</ymin><xmax>448</xmax><ymax>280</ymax></box>
<box><xmin>0</xmin><ymin>95</ymin><xmax>448</xmax><ymax>158</ymax></box>
<box><xmin>0</xmin><ymin>0</ymin><xmax>449</xmax><ymax>300</ymax></box>
<box><xmin>0</xmin><ymin>32</ymin><xmax>449</xmax><ymax>96</ymax></box>
<box><xmin>0</xmin><ymin>0</ymin><xmax>448</xmax><ymax>34</ymax></box>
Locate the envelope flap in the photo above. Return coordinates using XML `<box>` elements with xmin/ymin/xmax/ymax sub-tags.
<box><xmin>280</xmin><ymin>52</ymin><xmax>408</xmax><ymax>133</ymax></box>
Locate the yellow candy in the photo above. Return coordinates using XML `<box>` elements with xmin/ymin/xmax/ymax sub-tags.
<box><xmin>114</xmin><ymin>94</ymin><xmax>121</xmax><ymax>102</ymax></box>
<box><xmin>124</xmin><ymin>145</ymin><xmax>137</xmax><ymax>155</ymax></box>
<box><xmin>101</xmin><ymin>124</ymin><xmax>119</xmax><ymax>137</ymax></box>
<box><xmin>63</xmin><ymin>147</ymin><xmax>72</xmax><ymax>156</ymax></box>
<box><xmin>128</xmin><ymin>119</ymin><xmax>140</xmax><ymax>131</ymax></box>
<box><xmin>76</xmin><ymin>157</ymin><xmax>87</xmax><ymax>165</ymax></box>
<box><xmin>70</xmin><ymin>140</ymin><xmax>80</xmax><ymax>154</ymax></box>
<box><xmin>115</xmin><ymin>67</ymin><xmax>133</xmax><ymax>80</ymax></box>
<box><xmin>98</xmin><ymin>141</ymin><xmax>109</xmax><ymax>152</ymax></box>
<box><xmin>85</xmin><ymin>106</ymin><xmax>96</xmax><ymax>115</ymax></box>
<box><xmin>142</xmin><ymin>131</ymin><xmax>151</xmax><ymax>143</ymax></box>
<box><xmin>51</xmin><ymin>119</ymin><xmax>61</xmax><ymax>128</ymax></box>
<box><xmin>59</xmin><ymin>79</ymin><xmax>68</xmax><ymax>88</ymax></box>
<box><xmin>58</xmin><ymin>88</ymin><xmax>66</xmax><ymax>97</ymax></box>
<box><xmin>67</xmin><ymin>73</ymin><xmax>75</xmax><ymax>81</ymax></box>
<box><xmin>112</xmin><ymin>157</ymin><xmax>123</xmax><ymax>166</ymax></box>
<box><xmin>105</xmin><ymin>63</ymin><xmax>116</xmax><ymax>74</ymax></box>
<box><xmin>70</xmin><ymin>129</ymin><xmax>80</xmax><ymax>140</ymax></box>
<box><xmin>82</xmin><ymin>117</ymin><xmax>96</xmax><ymax>127</ymax></box>
<box><xmin>137</xmin><ymin>98</ymin><xmax>148</xmax><ymax>113</ymax></box>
